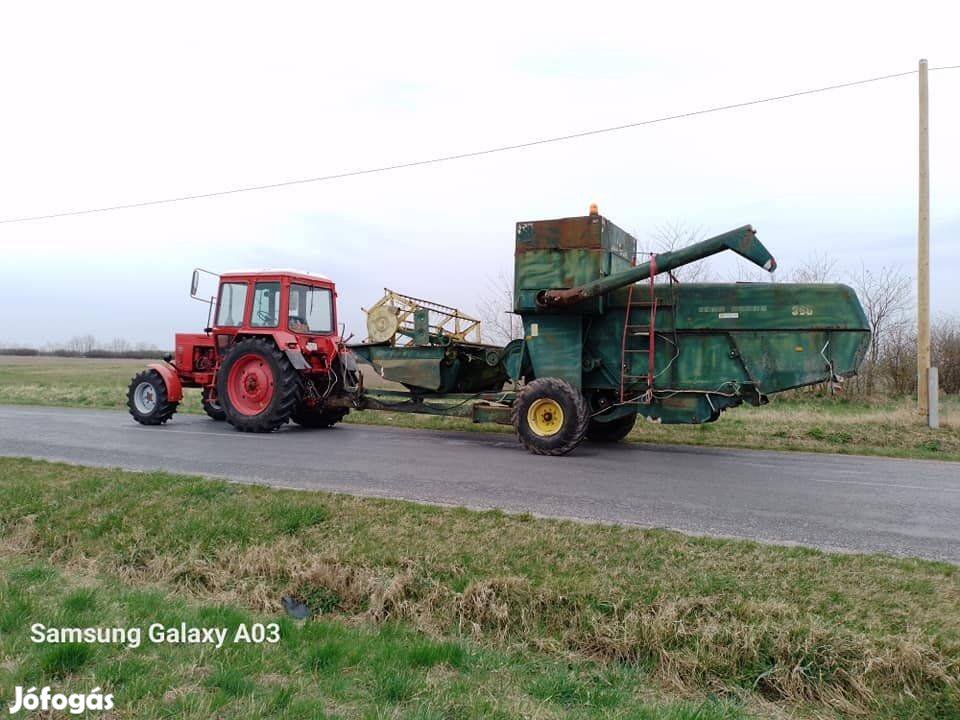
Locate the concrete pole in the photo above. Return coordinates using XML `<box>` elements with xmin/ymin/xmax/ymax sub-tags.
<box><xmin>917</xmin><ymin>59</ymin><xmax>931</xmax><ymax>418</ymax></box>
<box><xmin>928</xmin><ymin>367</ymin><xmax>939</xmax><ymax>429</ymax></box>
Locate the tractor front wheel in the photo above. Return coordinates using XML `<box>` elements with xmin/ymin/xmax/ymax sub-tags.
<box><xmin>202</xmin><ymin>387</ymin><xmax>226</xmax><ymax>421</ymax></box>
<box><xmin>586</xmin><ymin>412</ymin><xmax>637</xmax><ymax>442</ymax></box>
<box><xmin>512</xmin><ymin>377</ymin><xmax>589</xmax><ymax>456</ymax></box>
<box><xmin>218</xmin><ymin>338</ymin><xmax>301</xmax><ymax>432</ymax></box>
<box><xmin>127</xmin><ymin>369</ymin><xmax>178</xmax><ymax>425</ymax></box>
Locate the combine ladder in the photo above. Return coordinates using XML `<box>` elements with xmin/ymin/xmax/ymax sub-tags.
<box><xmin>619</xmin><ymin>255</ymin><xmax>669</xmax><ymax>404</ymax></box>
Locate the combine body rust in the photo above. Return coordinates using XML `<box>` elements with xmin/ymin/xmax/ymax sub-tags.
<box><xmin>128</xmin><ymin>207</ymin><xmax>870</xmax><ymax>456</ymax></box>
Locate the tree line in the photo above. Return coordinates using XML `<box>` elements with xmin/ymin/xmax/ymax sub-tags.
<box><xmin>0</xmin><ymin>336</ymin><xmax>166</xmax><ymax>360</ymax></box>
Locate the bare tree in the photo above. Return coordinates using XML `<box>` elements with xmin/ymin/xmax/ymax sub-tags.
<box><xmin>848</xmin><ymin>264</ymin><xmax>912</xmax><ymax>394</ymax></box>
<box><xmin>65</xmin><ymin>334</ymin><xmax>97</xmax><ymax>354</ymax></box>
<box><xmin>877</xmin><ymin>322</ymin><xmax>917</xmax><ymax>396</ymax></box>
<box><xmin>932</xmin><ymin>314</ymin><xmax>960</xmax><ymax>395</ymax></box>
<box><xmin>478</xmin><ymin>273</ymin><xmax>523</xmax><ymax>345</ymax></box>
<box><xmin>109</xmin><ymin>337</ymin><xmax>132</xmax><ymax>353</ymax></box>
<box><xmin>790</xmin><ymin>252</ymin><xmax>838</xmax><ymax>283</ymax></box>
<box><xmin>728</xmin><ymin>263</ymin><xmax>769</xmax><ymax>283</ymax></box>
<box><xmin>648</xmin><ymin>221</ymin><xmax>712</xmax><ymax>282</ymax></box>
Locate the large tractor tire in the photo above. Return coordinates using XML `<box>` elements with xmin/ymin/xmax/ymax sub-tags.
<box><xmin>586</xmin><ymin>412</ymin><xmax>637</xmax><ymax>443</ymax></box>
<box><xmin>512</xmin><ymin>377</ymin><xmax>589</xmax><ymax>456</ymax></box>
<box><xmin>127</xmin><ymin>369</ymin><xmax>178</xmax><ymax>425</ymax></box>
<box><xmin>292</xmin><ymin>406</ymin><xmax>348</xmax><ymax>428</ymax></box>
<box><xmin>201</xmin><ymin>387</ymin><xmax>226</xmax><ymax>421</ymax></box>
<box><xmin>218</xmin><ymin>338</ymin><xmax>301</xmax><ymax>432</ymax></box>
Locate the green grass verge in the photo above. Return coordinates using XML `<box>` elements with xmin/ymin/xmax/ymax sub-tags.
<box><xmin>0</xmin><ymin>560</ymin><xmax>743</xmax><ymax>719</ymax></box>
<box><xmin>1</xmin><ymin>458</ymin><xmax>958</xmax><ymax>718</ymax></box>
<box><xmin>1</xmin><ymin>356</ymin><xmax>958</xmax><ymax>461</ymax></box>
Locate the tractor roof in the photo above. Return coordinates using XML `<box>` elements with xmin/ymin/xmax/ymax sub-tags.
<box><xmin>219</xmin><ymin>269</ymin><xmax>332</xmax><ymax>284</ymax></box>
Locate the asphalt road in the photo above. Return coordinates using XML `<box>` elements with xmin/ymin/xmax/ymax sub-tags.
<box><xmin>1</xmin><ymin>404</ymin><xmax>958</xmax><ymax>563</ymax></box>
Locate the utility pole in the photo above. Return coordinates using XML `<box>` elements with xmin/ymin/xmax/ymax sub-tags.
<box><xmin>917</xmin><ymin>58</ymin><xmax>931</xmax><ymax>419</ymax></box>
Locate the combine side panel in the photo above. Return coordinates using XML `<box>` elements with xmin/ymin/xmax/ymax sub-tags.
<box><xmin>523</xmin><ymin>315</ymin><xmax>584</xmax><ymax>388</ymax></box>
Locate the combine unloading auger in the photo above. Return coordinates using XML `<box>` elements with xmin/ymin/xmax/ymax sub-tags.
<box><xmin>537</xmin><ymin>225</ymin><xmax>776</xmax><ymax>307</ymax></box>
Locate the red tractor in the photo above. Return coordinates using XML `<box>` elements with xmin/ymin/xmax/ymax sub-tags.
<box><xmin>127</xmin><ymin>269</ymin><xmax>362</xmax><ymax>432</ymax></box>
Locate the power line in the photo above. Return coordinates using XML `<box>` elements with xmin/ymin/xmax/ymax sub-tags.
<box><xmin>2</xmin><ymin>64</ymin><xmax>958</xmax><ymax>225</ymax></box>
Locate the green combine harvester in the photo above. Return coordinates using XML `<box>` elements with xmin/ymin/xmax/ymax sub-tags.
<box><xmin>351</xmin><ymin>208</ymin><xmax>870</xmax><ymax>455</ymax></box>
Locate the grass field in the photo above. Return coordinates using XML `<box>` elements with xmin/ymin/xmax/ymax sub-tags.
<box><xmin>1</xmin><ymin>458</ymin><xmax>958</xmax><ymax>719</ymax></box>
<box><xmin>1</xmin><ymin>355</ymin><xmax>958</xmax><ymax>461</ymax></box>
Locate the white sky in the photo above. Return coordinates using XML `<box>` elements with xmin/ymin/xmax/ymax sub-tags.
<box><xmin>1</xmin><ymin>1</ymin><xmax>958</xmax><ymax>347</ymax></box>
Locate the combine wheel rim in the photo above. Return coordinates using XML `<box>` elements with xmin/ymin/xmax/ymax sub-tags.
<box><xmin>227</xmin><ymin>353</ymin><xmax>276</xmax><ymax>416</ymax></box>
<box><xmin>527</xmin><ymin>398</ymin><xmax>564</xmax><ymax>437</ymax></box>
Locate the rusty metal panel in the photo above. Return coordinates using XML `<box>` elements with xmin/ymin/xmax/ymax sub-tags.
<box><xmin>471</xmin><ymin>402</ymin><xmax>512</xmax><ymax>425</ymax></box>
<box><xmin>600</xmin><ymin>220</ymin><xmax>637</xmax><ymax>261</ymax></box>
<box><xmin>514</xmin><ymin>249</ymin><xmax>609</xmax><ymax>313</ymax></box>
<box><xmin>524</xmin><ymin>315</ymin><xmax>583</xmax><ymax>388</ymax></box>
<box><xmin>731</xmin><ymin>331</ymin><xmax>833</xmax><ymax>392</ymax></box>
<box><xmin>358</xmin><ymin>345</ymin><xmax>446</xmax><ymax>391</ymax></box>
<box><xmin>351</xmin><ymin>342</ymin><xmax>508</xmax><ymax>394</ymax></box>
<box><xmin>515</xmin><ymin>249</ymin><xmax>608</xmax><ymax>290</ymax></box>
<box><xmin>515</xmin><ymin>214</ymin><xmax>636</xmax><ymax>257</ymax></box>
<box><xmin>516</xmin><ymin>215</ymin><xmax>602</xmax><ymax>252</ymax></box>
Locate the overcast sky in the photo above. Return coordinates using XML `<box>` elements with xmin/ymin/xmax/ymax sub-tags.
<box><xmin>1</xmin><ymin>1</ymin><xmax>958</xmax><ymax>348</ymax></box>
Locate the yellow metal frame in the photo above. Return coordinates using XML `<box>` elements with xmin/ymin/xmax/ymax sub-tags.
<box><xmin>363</xmin><ymin>288</ymin><xmax>482</xmax><ymax>345</ymax></box>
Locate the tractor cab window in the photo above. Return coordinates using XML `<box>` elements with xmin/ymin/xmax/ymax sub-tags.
<box><xmin>289</xmin><ymin>284</ymin><xmax>333</xmax><ymax>334</ymax></box>
<box><xmin>250</xmin><ymin>282</ymin><xmax>281</xmax><ymax>328</ymax></box>
<box><xmin>215</xmin><ymin>282</ymin><xmax>248</xmax><ymax>327</ymax></box>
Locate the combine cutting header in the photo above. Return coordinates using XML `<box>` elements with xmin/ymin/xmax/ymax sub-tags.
<box><xmin>127</xmin><ymin>206</ymin><xmax>870</xmax><ymax>455</ymax></box>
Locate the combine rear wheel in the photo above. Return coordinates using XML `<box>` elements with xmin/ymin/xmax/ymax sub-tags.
<box><xmin>127</xmin><ymin>369</ymin><xmax>178</xmax><ymax>425</ymax></box>
<box><xmin>586</xmin><ymin>412</ymin><xmax>637</xmax><ymax>442</ymax></box>
<box><xmin>292</xmin><ymin>406</ymin><xmax>348</xmax><ymax>428</ymax></box>
<box><xmin>512</xmin><ymin>377</ymin><xmax>588</xmax><ymax>456</ymax></box>
<box><xmin>218</xmin><ymin>338</ymin><xmax>301</xmax><ymax>432</ymax></box>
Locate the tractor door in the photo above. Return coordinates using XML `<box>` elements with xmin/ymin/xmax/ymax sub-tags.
<box><xmin>212</xmin><ymin>280</ymin><xmax>250</xmax><ymax>356</ymax></box>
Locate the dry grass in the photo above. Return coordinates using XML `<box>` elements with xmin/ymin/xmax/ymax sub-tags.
<box><xmin>2</xmin><ymin>458</ymin><xmax>958</xmax><ymax>718</ymax></box>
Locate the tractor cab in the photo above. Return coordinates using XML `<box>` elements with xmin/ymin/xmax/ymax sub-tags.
<box><xmin>126</xmin><ymin>268</ymin><xmax>361</xmax><ymax>434</ymax></box>
<box><xmin>211</xmin><ymin>269</ymin><xmax>337</xmax><ymax>338</ymax></box>
<box><xmin>204</xmin><ymin>268</ymin><xmax>349</xmax><ymax>379</ymax></box>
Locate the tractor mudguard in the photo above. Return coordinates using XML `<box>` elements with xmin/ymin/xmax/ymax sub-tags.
<box><xmin>147</xmin><ymin>362</ymin><xmax>183</xmax><ymax>402</ymax></box>
<box><xmin>284</xmin><ymin>349</ymin><xmax>311</xmax><ymax>370</ymax></box>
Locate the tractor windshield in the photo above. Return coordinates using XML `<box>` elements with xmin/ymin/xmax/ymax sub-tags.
<box><xmin>250</xmin><ymin>282</ymin><xmax>281</xmax><ymax>328</ymax></box>
<box><xmin>289</xmin><ymin>284</ymin><xmax>333</xmax><ymax>334</ymax></box>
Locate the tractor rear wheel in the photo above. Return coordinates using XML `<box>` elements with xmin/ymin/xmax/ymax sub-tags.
<box><xmin>201</xmin><ymin>387</ymin><xmax>226</xmax><ymax>421</ymax></box>
<box><xmin>218</xmin><ymin>338</ymin><xmax>301</xmax><ymax>432</ymax></box>
<box><xmin>127</xmin><ymin>369</ymin><xmax>178</xmax><ymax>425</ymax></box>
<box><xmin>512</xmin><ymin>377</ymin><xmax>588</xmax><ymax>456</ymax></box>
<box><xmin>586</xmin><ymin>412</ymin><xmax>637</xmax><ymax>442</ymax></box>
<box><xmin>292</xmin><ymin>406</ymin><xmax>348</xmax><ymax>428</ymax></box>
